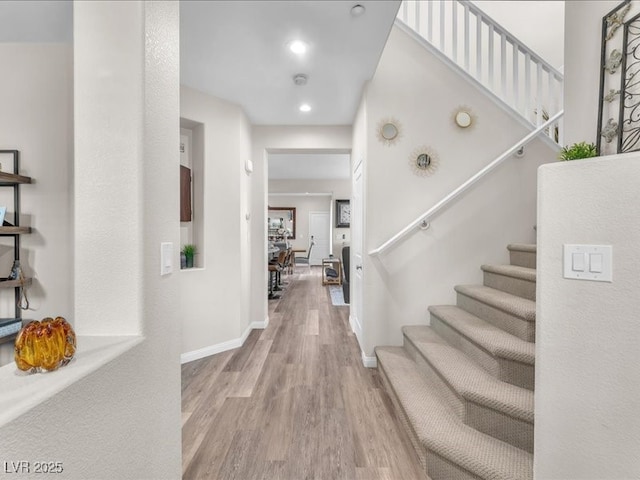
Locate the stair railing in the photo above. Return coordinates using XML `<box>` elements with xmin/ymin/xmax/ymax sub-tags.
<box><xmin>369</xmin><ymin>110</ymin><xmax>563</xmax><ymax>257</ymax></box>
<box><xmin>396</xmin><ymin>0</ymin><xmax>563</xmax><ymax>145</ymax></box>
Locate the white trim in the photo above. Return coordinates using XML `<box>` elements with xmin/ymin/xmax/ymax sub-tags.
<box><xmin>180</xmin><ymin>318</ymin><xmax>269</xmax><ymax>364</ymax></box>
<box><xmin>349</xmin><ymin>313</ymin><xmax>362</xmax><ymax>341</ymax></box>
<box><xmin>361</xmin><ymin>351</ymin><xmax>377</xmax><ymax>368</ymax></box>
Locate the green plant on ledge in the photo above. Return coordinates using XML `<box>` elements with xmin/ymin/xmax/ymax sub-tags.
<box><xmin>558</xmin><ymin>142</ymin><xmax>598</xmax><ymax>161</ymax></box>
<box><xmin>181</xmin><ymin>244</ymin><xmax>197</xmax><ymax>268</ymax></box>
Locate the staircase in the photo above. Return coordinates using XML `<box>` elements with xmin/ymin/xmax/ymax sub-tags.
<box><xmin>376</xmin><ymin>243</ymin><xmax>536</xmax><ymax>480</ymax></box>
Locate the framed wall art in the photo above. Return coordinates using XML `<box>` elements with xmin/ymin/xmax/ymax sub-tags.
<box><xmin>335</xmin><ymin>199</ymin><xmax>350</xmax><ymax>228</ymax></box>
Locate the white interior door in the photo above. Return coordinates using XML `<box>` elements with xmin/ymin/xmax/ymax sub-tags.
<box><xmin>309</xmin><ymin>212</ymin><xmax>330</xmax><ymax>266</ymax></box>
<box><xmin>351</xmin><ymin>158</ymin><xmax>364</xmax><ymax>341</ymax></box>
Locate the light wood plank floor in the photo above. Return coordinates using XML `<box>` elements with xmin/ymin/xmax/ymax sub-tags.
<box><xmin>182</xmin><ymin>267</ymin><xmax>427</xmax><ymax>480</ymax></box>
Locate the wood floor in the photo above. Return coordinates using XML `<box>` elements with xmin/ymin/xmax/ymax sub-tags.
<box><xmin>181</xmin><ymin>267</ymin><xmax>427</xmax><ymax>480</ymax></box>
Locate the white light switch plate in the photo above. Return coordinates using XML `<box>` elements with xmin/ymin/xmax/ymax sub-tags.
<box><xmin>563</xmin><ymin>244</ymin><xmax>612</xmax><ymax>282</ymax></box>
<box><xmin>160</xmin><ymin>242</ymin><xmax>173</xmax><ymax>276</ymax></box>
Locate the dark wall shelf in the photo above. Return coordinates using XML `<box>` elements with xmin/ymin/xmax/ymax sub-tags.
<box><xmin>0</xmin><ymin>149</ymin><xmax>33</xmax><ymax>344</ymax></box>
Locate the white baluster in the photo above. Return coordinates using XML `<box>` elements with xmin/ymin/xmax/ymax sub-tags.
<box><xmin>513</xmin><ymin>41</ymin><xmax>519</xmax><ymax>111</ymax></box>
<box><xmin>536</xmin><ymin>62</ymin><xmax>543</xmax><ymax>127</ymax></box>
<box><xmin>427</xmin><ymin>0</ymin><xmax>433</xmax><ymax>43</ymax></box>
<box><xmin>525</xmin><ymin>52</ymin><xmax>531</xmax><ymax>120</ymax></box>
<box><xmin>501</xmin><ymin>34</ymin><xmax>507</xmax><ymax>99</ymax></box>
<box><xmin>464</xmin><ymin>3</ymin><xmax>470</xmax><ymax>71</ymax></box>
<box><xmin>452</xmin><ymin>0</ymin><xmax>458</xmax><ymax>63</ymax></box>
<box><xmin>415</xmin><ymin>1</ymin><xmax>421</xmax><ymax>35</ymax></box>
<box><xmin>476</xmin><ymin>13</ymin><xmax>482</xmax><ymax>80</ymax></box>
<box><xmin>440</xmin><ymin>0</ymin><xmax>445</xmax><ymax>51</ymax></box>
<box><xmin>488</xmin><ymin>23</ymin><xmax>494</xmax><ymax>90</ymax></box>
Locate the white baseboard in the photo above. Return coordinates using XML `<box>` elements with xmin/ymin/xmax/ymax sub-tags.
<box><xmin>361</xmin><ymin>351</ymin><xmax>377</xmax><ymax>368</ymax></box>
<box><xmin>180</xmin><ymin>317</ymin><xmax>268</xmax><ymax>364</ymax></box>
<box><xmin>349</xmin><ymin>314</ymin><xmax>362</xmax><ymax>339</ymax></box>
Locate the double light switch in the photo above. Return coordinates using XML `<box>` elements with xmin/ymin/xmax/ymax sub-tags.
<box><xmin>563</xmin><ymin>244</ymin><xmax>612</xmax><ymax>282</ymax></box>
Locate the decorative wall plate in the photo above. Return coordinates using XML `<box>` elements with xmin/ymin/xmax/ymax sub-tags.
<box><xmin>452</xmin><ymin>105</ymin><xmax>477</xmax><ymax>129</ymax></box>
<box><xmin>376</xmin><ymin>117</ymin><xmax>402</xmax><ymax>146</ymax></box>
<box><xmin>409</xmin><ymin>146</ymin><xmax>439</xmax><ymax>176</ymax></box>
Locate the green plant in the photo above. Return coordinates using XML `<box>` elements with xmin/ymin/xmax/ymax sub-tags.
<box><xmin>181</xmin><ymin>244</ymin><xmax>196</xmax><ymax>258</ymax></box>
<box><xmin>558</xmin><ymin>142</ymin><xmax>598</xmax><ymax>161</ymax></box>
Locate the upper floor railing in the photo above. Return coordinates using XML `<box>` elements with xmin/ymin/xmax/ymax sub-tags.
<box><xmin>397</xmin><ymin>0</ymin><xmax>564</xmax><ymax>145</ymax></box>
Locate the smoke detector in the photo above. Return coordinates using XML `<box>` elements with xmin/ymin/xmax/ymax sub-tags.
<box><xmin>351</xmin><ymin>4</ymin><xmax>366</xmax><ymax>17</ymax></box>
<box><xmin>293</xmin><ymin>73</ymin><xmax>308</xmax><ymax>86</ymax></box>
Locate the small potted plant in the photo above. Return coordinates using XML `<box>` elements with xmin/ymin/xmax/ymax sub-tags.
<box><xmin>181</xmin><ymin>244</ymin><xmax>196</xmax><ymax>269</ymax></box>
<box><xmin>558</xmin><ymin>142</ymin><xmax>598</xmax><ymax>161</ymax></box>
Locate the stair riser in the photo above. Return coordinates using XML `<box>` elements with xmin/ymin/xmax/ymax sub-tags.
<box><xmin>467</xmin><ymin>402</ymin><xmax>533</xmax><ymax>453</ymax></box>
<box><xmin>456</xmin><ymin>293</ymin><xmax>535</xmax><ymax>342</ymax></box>
<box><xmin>377</xmin><ymin>354</ymin><xmax>429</xmax><ymax>472</ymax></box>
<box><xmin>483</xmin><ymin>271</ymin><xmax>536</xmax><ymax>301</ymax></box>
<box><xmin>430</xmin><ymin>315</ymin><xmax>534</xmax><ymax>390</ymax></box>
<box><xmin>509</xmin><ymin>250</ymin><xmax>536</xmax><ymax>269</ymax></box>
<box><xmin>404</xmin><ymin>335</ymin><xmax>533</xmax><ymax>451</ymax></box>
<box><xmin>377</xmin><ymin>356</ymin><xmax>483</xmax><ymax>480</ymax></box>
<box><xmin>425</xmin><ymin>452</ymin><xmax>482</xmax><ymax>480</ymax></box>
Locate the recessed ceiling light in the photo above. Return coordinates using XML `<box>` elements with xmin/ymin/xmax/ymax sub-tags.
<box><xmin>289</xmin><ymin>40</ymin><xmax>307</xmax><ymax>55</ymax></box>
<box><xmin>299</xmin><ymin>104</ymin><xmax>312</xmax><ymax>112</ymax></box>
<box><xmin>351</xmin><ymin>4</ymin><xmax>366</xmax><ymax>17</ymax></box>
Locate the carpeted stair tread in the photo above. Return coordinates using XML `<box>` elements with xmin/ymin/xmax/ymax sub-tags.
<box><xmin>376</xmin><ymin>346</ymin><xmax>533</xmax><ymax>480</ymax></box>
<box><xmin>428</xmin><ymin>305</ymin><xmax>535</xmax><ymax>365</ymax></box>
<box><xmin>455</xmin><ymin>285</ymin><xmax>535</xmax><ymax>322</ymax></box>
<box><xmin>402</xmin><ymin>326</ymin><xmax>534</xmax><ymax>423</ymax></box>
<box><xmin>481</xmin><ymin>264</ymin><xmax>536</xmax><ymax>283</ymax></box>
<box><xmin>506</xmin><ymin>244</ymin><xmax>536</xmax><ymax>253</ymax></box>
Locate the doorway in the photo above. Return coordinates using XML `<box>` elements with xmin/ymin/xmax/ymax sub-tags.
<box><xmin>309</xmin><ymin>211</ymin><xmax>330</xmax><ymax>265</ymax></box>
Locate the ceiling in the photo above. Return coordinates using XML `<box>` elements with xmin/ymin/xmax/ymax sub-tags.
<box><xmin>181</xmin><ymin>1</ymin><xmax>400</xmax><ymax>125</ymax></box>
<box><xmin>0</xmin><ymin>0</ymin><xmax>400</xmax><ymax>179</ymax></box>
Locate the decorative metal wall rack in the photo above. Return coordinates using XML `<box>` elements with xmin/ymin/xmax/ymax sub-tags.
<box><xmin>596</xmin><ymin>0</ymin><xmax>640</xmax><ymax>155</ymax></box>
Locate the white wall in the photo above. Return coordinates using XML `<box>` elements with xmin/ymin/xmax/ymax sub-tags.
<box><xmin>250</xmin><ymin>126</ymin><xmax>352</xmax><ymax>332</ymax></box>
<box><xmin>535</xmin><ymin>155</ymin><xmax>640</xmax><ymax>479</ymax></box>
<box><xmin>358</xmin><ymin>25</ymin><xmax>556</xmax><ymax>355</ymax></box>
<box><xmin>0</xmin><ymin>2</ymin><xmax>182</xmax><ymax>478</ymax></box>
<box><xmin>180</xmin><ymin>86</ymin><xmax>253</xmax><ymax>357</ymax></box>
<box><xmin>0</xmin><ymin>44</ymin><xmax>73</xmax><ymax>366</ymax></box>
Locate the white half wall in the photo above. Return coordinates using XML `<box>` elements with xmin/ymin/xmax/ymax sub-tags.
<box><xmin>0</xmin><ymin>43</ymin><xmax>73</xmax><ymax>367</ymax></box>
<box><xmin>180</xmin><ymin>86</ymin><xmax>253</xmax><ymax>357</ymax></box>
<box><xmin>535</xmin><ymin>154</ymin><xmax>640</xmax><ymax>479</ymax></box>
<box><xmin>0</xmin><ymin>3</ymin><xmax>182</xmax><ymax>478</ymax></box>
<box><xmin>359</xmin><ymin>25</ymin><xmax>557</xmax><ymax>355</ymax></box>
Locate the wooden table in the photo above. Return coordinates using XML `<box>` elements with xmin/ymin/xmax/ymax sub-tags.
<box><xmin>322</xmin><ymin>257</ymin><xmax>342</xmax><ymax>286</ymax></box>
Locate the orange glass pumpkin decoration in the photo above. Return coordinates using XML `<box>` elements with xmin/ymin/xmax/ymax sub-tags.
<box><xmin>14</xmin><ymin>317</ymin><xmax>76</xmax><ymax>372</ymax></box>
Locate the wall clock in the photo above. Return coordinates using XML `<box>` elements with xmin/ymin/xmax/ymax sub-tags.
<box><xmin>336</xmin><ymin>199</ymin><xmax>350</xmax><ymax>228</ymax></box>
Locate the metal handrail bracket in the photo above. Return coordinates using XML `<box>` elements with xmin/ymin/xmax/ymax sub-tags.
<box><xmin>368</xmin><ymin>110</ymin><xmax>564</xmax><ymax>256</ymax></box>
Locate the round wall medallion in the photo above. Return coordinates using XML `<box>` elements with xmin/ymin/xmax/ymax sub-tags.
<box><xmin>452</xmin><ymin>105</ymin><xmax>477</xmax><ymax>130</ymax></box>
<box><xmin>409</xmin><ymin>146</ymin><xmax>439</xmax><ymax>176</ymax></box>
<box><xmin>376</xmin><ymin>117</ymin><xmax>402</xmax><ymax>146</ymax></box>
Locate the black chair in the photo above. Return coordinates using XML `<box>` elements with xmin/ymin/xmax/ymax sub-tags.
<box><xmin>342</xmin><ymin>246</ymin><xmax>350</xmax><ymax>304</ymax></box>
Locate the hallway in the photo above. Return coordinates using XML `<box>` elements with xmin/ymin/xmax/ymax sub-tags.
<box><xmin>181</xmin><ymin>267</ymin><xmax>427</xmax><ymax>479</ymax></box>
